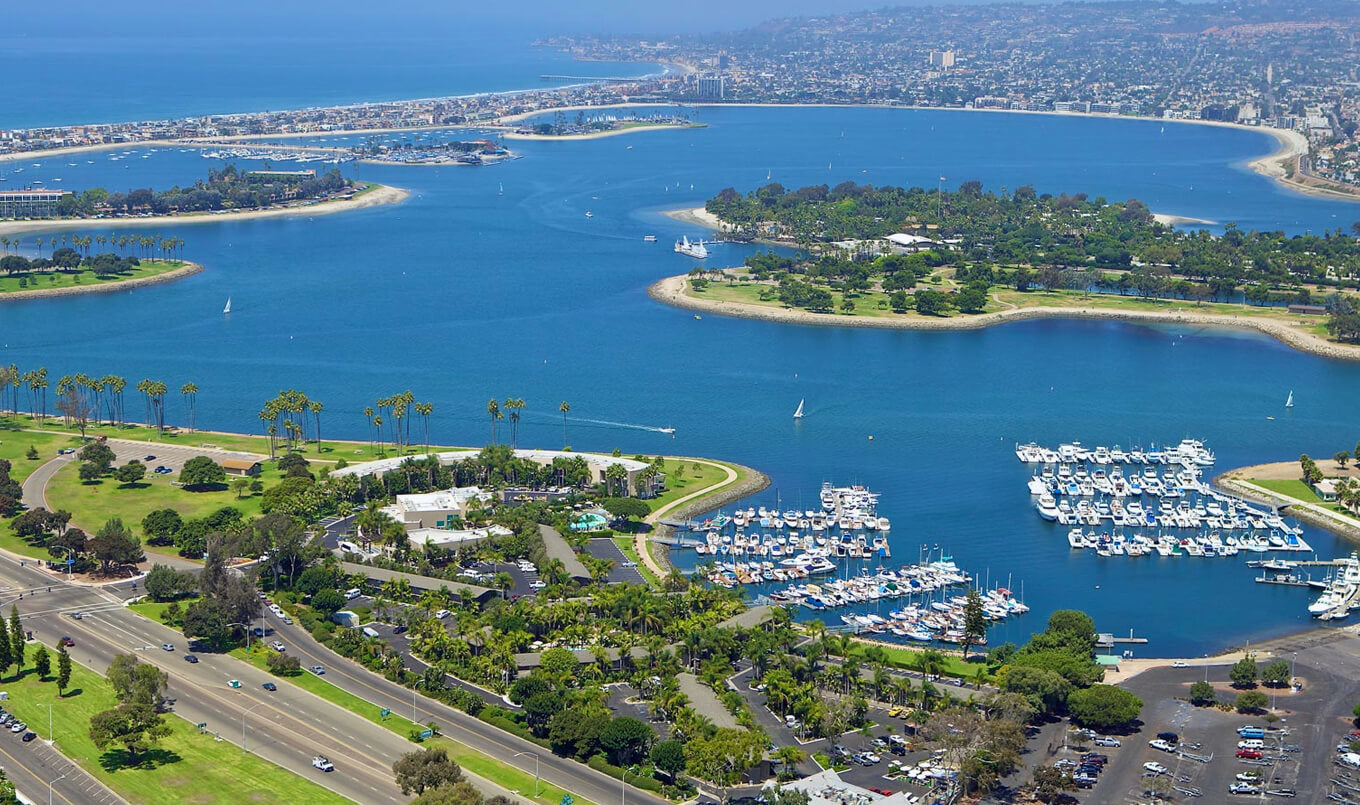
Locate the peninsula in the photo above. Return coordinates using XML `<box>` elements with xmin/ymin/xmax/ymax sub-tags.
<box><xmin>652</xmin><ymin>181</ymin><xmax>1360</xmax><ymax>359</ymax></box>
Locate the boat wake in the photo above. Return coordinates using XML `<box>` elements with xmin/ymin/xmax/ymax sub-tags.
<box><xmin>572</xmin><ymin>417</ymin><xmax>674</xmax><ymax>434</ymax></box>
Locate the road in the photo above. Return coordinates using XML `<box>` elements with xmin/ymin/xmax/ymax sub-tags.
<box><xmin>19</xmin><ymin>453</ymin><xmax>74</xmax><ymax>512</ymax></box>
<box><xmin>0</xmin><ymin>557</ymin><xmax>417</xmax><ymax>804</ymax></box>
<box><xmin>260</xmin><ymin>607</ymin><xmax>670</xmax><ymax>805</ymax></box>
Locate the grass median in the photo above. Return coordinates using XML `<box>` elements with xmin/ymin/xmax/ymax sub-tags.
<box><xmin>3</xmin><ymin>660</ymin><xmax>349</xmax><ymax>805</ymax></box>
<box><xmin>229</xmin><ymin>646</ymin><xmax>597</xmax><ymax>805</ymax></box>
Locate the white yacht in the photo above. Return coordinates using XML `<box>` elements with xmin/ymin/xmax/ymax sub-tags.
<box><xmin>674</xmin><ymin>236</ymin><xmax>709</xmax><ymax>259</ymax></box>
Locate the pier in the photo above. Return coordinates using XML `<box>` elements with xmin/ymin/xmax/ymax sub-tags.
<box><xmin>1254</xmin><ymin>573</ymin><xmax>1323</xmax><ymax>588</ymax></box>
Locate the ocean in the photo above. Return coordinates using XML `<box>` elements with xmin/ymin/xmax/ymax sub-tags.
<box><xmin>4</xmin><ymin>104</ymin><xmax>1360</xmax><ymax>656</ymax></box>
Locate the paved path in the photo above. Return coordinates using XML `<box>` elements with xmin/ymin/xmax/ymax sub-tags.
<box><xmin>639</xmin><ymin>459</ymin><xmax>739</xmax><ymax>579</ymax></box>
<box><xmin>20</xmin><ymin>453</ymin><xmax>73</xmax><ymax>511</ymax></box>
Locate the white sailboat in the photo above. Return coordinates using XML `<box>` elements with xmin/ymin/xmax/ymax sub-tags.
<box><xmin>793</xmin><ymin>399</ymin><xmax>805</xmax><ymax>419</ymax></box>
<box><xmin>498</xmin><ymin>182</ymin><xmax>503</xmax><ymax>196</ymax></box>
<box><xmin>222</xmin><ymin>297</ymin><xmax>232</xmax><ymax>314</ymax></box>
<box><xmin>1285</xmin><ymin>390</ymin><xmax>1294</xmax><ymax>408</ymax></box>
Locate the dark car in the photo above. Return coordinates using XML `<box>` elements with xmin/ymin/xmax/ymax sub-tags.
<box><xmin>144</xmin><ymin>455</ymin><xmax>156</xmax><ymax>461</ymax></box>
<box><xmin>262</xmin><ymin>682</ymin><xmax>277</xmax><ymax>691</ymax></box>
<box><xmin>60</xmin><ymin>636</ymin><xmax>74</xmax><ymax>646</ymax></box>
<box><xmin>1157</xmin><ymin>731</ymin><xmax>1179</xmax><ymax>744</ymax></box>
<box><xmin>21</xmin><ymin>732</ymin><xmax>35</xmax><ymax>742</ymax></box>
<box><xmin>393</xmin><ymin>625</ymin><xmax>408</xmax><ymax>634</ymax></box>
<box><xmin>184</xmin><ymin>654</ymin><xmax>199</xmax><ymax>663</ymax></box>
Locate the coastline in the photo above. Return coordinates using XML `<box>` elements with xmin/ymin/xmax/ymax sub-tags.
<box><xmin>499</xmin><ymin>123</ymin><xmax>703</xmax><ymax>141</ymax></box>
<box><xmin>649</xmin><ymin>273</ymin><xmax>1360</xmax><ymax>362</ymax></box>
<box><xmin>1215</xmin><ymin>460</ymin><xmax>1360</xmax><ymax>543</ymax></box>
<box><xmin>0</xmin><ymin>261</ymin><xmax>204</xmax><ymax>302</ymax></box>
<box><xmin>0</xmin><ymin>183</ymin><xmax>409</xmax><ymax>237</ymax></box>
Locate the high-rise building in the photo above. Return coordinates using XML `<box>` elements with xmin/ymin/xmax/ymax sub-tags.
<box><xmin>697</xmin><ymin>74</ymin><xmax>725</xmax><ymax>101</ymax></box>
<box><xmin>929</xmin><ymin>50</ymin><xmax>955</xmax><ymax>69</ymax></box>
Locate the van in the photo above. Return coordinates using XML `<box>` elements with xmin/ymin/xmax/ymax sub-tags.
<box><xmin>344</xmin><ymin>588</ymin><xmax>362</xmax><ymax>600</ymax></box>
<box><xmin>1238</xmin><ymin>727</ymin><xmax>1266</xmax><ymax>739</ymax></box>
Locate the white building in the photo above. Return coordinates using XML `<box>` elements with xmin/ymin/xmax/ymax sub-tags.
<box><xmin>381</xmin><ymin>487</ymin><xmax>495</xmax><ymax>530</ymax></box>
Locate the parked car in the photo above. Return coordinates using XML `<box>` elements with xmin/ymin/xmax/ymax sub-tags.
<box><xmin>392</xmin><ymin>625</ymin><xmax>408</xmax><ymax>634</ymax></box>
<box><xmin>1156</xmin><ymin>731</ymin><xmax>1179</xmax><ymax>744</ymax></box>
<box><xmin>434</xmin><ymin>609</ymin><xmax>451</xmax><ymax>619</ymax></box>
<box><xmin>1236</xmin><ymin>748</ymin><xmax>1263</xmax><ymax>759</ymax></box>
<box><xmin>1148</xmin><ymin>739</ymin><xmax>1176</xmax><ymax>752</ymax></box>
<box><xmin>21</xmin><ymin>732</ymin><xmax>35</xmax><ymax>742</ymax></box>
<box><xmin>1094</xmin><ymin>736</ymin><xmax>1121</xmax><ymax>747</ymax></box>
<box><xmin>528</xmin><ymin>581</ymin><xmax>547</xmax><ymax>590</ymax></box>
<box><xmin>312</xmin><ymin>756</ymin><xmax>334</xmax><ymax>772</ymax></box>
<box><xmin>143</xmin><ymin>455</ymin><xmax>156</xmax><ymax>461</ymax></box>
<box><xmin>1171</xmin><ymin>661</ymin><xmax>1189</xmax><ymax>668</ymax></box>
<box><xmin>1143</xmin><ymin>762</ymin><xmax>1168</xmax><ymax>774</ymax></box>
<box><xmin>9</xmin><ymin>723</ymin><xmax>26</xmax><ymax>733</ymax></box>
<box><xmin>1230</xmin><ymin>782</ymin><xmax>1261</xmax><ymax>795</ymax></box>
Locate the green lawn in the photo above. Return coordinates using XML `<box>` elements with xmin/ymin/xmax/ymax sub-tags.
<box><xmin>2</xmin><ymin>661</ymin><xmax>349</xmax><ymax>805</ymax></box>
<box><xmin>0</xmin><ymin>260</ymin><xmax>188</xmax><ymax>295</ymax></box>
<box><xmin>227</xmin><ymin>647</ymin><xmax>597</xmax><ymax>805</ymax></box>
<box><xmin>647</xmin><ymin>458</ymin><xmax>735</xmax><ymax>513</ymax></box>
<box><xmin>0</xmin><ymin>427</ymin><xmax>86</xmax><ymax>483</ymax></box>
<box><xmin>844</xmin><ymin>640</ymin><xmax>993</xmax><ymax>683</ymax></box>
<box><xmin>1251</xmin><ymin>478</ymin><xmax>1324</xmax><ymax>503</ymax></box>
<box><xmin>46</xmin><ymin>460</ymin><xmax>265</xmax><ymax>542</ymax></box>
<box><xmin>128</xmin><ymin>598</ymin><xmax>195</xmax><ymax>625</ymax></box>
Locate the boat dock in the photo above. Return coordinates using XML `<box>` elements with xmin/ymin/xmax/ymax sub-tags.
<box><xmin>1254</xmin><ymin>573</ymin><xmax>1323</xmax><ymax>588</ymax></box>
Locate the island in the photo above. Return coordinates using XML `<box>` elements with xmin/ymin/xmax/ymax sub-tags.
<box><xmin>0</xmin><ymin>249</ymin><xmax>201</xmax><ymax>301</ymax></box>
<box><xmin>0</xmin><ymin>164</ymin><xmax>407</xmax><ymax>237</ymax></box>
<box><xmin>652</xmin><ymin>181</ymin><xmax>1360</xmax><ymax>359</ymax></box>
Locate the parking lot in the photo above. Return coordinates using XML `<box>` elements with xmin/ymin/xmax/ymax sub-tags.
<box><xmin>584</xmin><ymin>538</ymin><xmax>645</xmax><ymax>585</ymax></box>
<box><xmin>92</xmin><ymin>438</ymin><xmax>265</xmax><ymax>476</ymax></box>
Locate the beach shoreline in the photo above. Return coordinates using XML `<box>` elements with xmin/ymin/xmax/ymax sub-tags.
<box><xmin>0</xmin><ymin>183</ymin><xmax>409</xmax><ymax>237</ymax></box>
<box><xmin>0</xmin><ymin>261</ymin><xmax>204</xmax><ymax>302</ymax></box>
<box><xmin>649</xmin><ymin>273</ymin><xmax>1360</xmax><ymax>362</ymax></box>
<box><xmin>499</xmin><ymin>123</ymin><xmax>703</xmax><ymax>141</ymax></box>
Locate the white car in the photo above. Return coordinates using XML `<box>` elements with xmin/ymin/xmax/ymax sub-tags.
<box><xmin>1171</xmin><ymin>661</ymin><xmax>1189</xmax><ymax>668</ymax></box>
<box><xmin>270</xmin><ymin>641</ymin><xmax>286</xmax><ymax>652</ymax></box>
<box><xmin>1094</xmin><ymin>736</ymin><xmax>1121</xmax><ymax>747</ymax></box>
<box><xmin>1148</xmin><ymin>739</ymin><xmax>1176</xmax><ymax>752</ymax></box>
<box><xmin>529</xmin><ymin>581</ymin><xmax>547</xmax><ymax>590</ymax></box>
<box><xmin>434</xmin><ymin>609</ymin><xmax>451</xmax><ymax>619</ymax></box>
<box><xmin>1143</xmin><ymin>762</ymin><xmax>1167</xmax><ymax>775</ymax></box>
<box><xmin>312</xmin><ymin>756</ymin><xmax>334</xmax><ymax>772</ymax></box>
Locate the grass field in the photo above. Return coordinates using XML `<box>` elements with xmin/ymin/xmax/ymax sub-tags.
<box><xmin>2</xmin><ymin>661</ymin><xmax>349</xmax><ymax>805</ymax></box>
<box><xmin>612</xmin><ymin>536</ymin><xmax>661</xmax><ymax>587</ymax></box>
<box><xmin>843</xmin><ymin>640</ymin><xmax>993</xmax><ymax>683</ymax></box>
<box><xmin>0</xmin><ymin>260</ymin><xmax>188</xmax><ymax>295</ymax></box>
<box><xmin>46</xmin><ymin>460</ymin><xmax>265</xmax><ymax>540</ymax></box>
<box><xmin>1251</xmin><ymin>478</ymin><xmax>1325</xmax><ymax>503</ymax></box>
<box><xmin>227</xmin><ymin>647</ymin><xmax>596</xmax><ymax>805</ymax></box>
<box><xmin>646</xmin><ymin>459</ymin><xmax>734</xmax><ymax>513</ymax></box>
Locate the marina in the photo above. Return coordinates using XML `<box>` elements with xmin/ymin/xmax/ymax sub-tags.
<box><xmin>1024</xmin><ymin>439</ymin><xmax>1312</xmax><ymax>556</ymax></box>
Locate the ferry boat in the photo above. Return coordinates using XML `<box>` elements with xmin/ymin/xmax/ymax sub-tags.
<box><xmin>674</xmin><ymin>236</ymin><xmax>709</xmax><ymax>259</ymax></box>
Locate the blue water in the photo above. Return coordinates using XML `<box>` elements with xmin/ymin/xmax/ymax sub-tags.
<box><xmin>0</xmin><ymin>33</ymin><xmax>658</xmax><ymax>129</ymax></box>
<box><xmin>5</xmin><ymin>105</ymin><xmax>1360</xmax><ymax>656</ymax></box>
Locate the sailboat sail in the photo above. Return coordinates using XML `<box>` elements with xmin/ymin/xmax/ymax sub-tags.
<box><xmin>793</xmin><ymin>399</ymin><xmax>805</xmax><ymax>419</ymax></box>
<box><xmin>1285</xmin><ymin>390</ymin><xmax>1294</xmax><ymax>408</ymax></box>
<box><xmin>223</xmin><ymin>297</ymin><xmax>232</xmax><ymax>314</ymax></box>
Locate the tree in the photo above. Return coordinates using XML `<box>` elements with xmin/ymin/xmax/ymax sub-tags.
<box><xmin>78</xmin><ymin>441</ymin><xmax>115</xmax><ymax>471</ymax></box>
<box><xmin>79</xmin><ymin>461</ymin><xmax>105</xmax><ymax>483</ymax></box>
<box><xmin>7</xmin><ymin>607</ymin><xmax>22</xmax><ymax>672</ymax></box>
<box><xmin>180</xmin><ymin>456</ymin><xmax>226</xmax><ymax>490</ymax></box>
<box><xmin>141</xmin><ymin>508</ymin><xmax>183</xmax><ymax>545</ymax></box>
<box><xmin>1032</xmin><ymin>764</ymin><xmax>1075</xmax><ymax>803</ymax></box>
<box><xmin>144</xmin><ymin>564</ymin><xmax>196</xmax><ymax>601</ymax></box>
<box><xmin>1260</xmin><ymin>658</ymin><xmax>1291</xmax><ymax>687</ymax></box>
<box><xmin>182</xmin><ymin>600</ymin><xmax>229</xmax><ymax>650</ymax></box>
<box><xmin>602</xmin><ymin>497</ymin><xmax>651</xmax><ymax>525</ymax></box>
<box><xmin>267</xmin><ymin>652</ymin><xmax>301</xmax><ymax>676</ymax></box>
<box><xmin>0</xmin><ymin>622</ymin><xmax>10</xmax><ymax>678</ymax></box>
<box><xmin>651</xmin><ymin>739</ymin><xmax>687</xmax><ymax>776</ymax></box>
<box><xmin>560</xmin><ymin>401</ymin><xmax>570</xmax><ymax>449</ymax></box>
<box><xmin>960</xmin><ymin>588</ymin><xmax>987</xmax><ymax>659</ymax></box>
<box><xmin>1066</xmin><ymin>685</ymin><xmax>1142</xmax><ymax>730</ymax></box>
<box><xmin>393</xmin><ymin>748</ymin><xmax>464</xmax><ymax>796</ymax></box>
<box><xmin>599</xmin><ymin>716</ymin><xmax>655</xmax><ymax>766</ymax></box>
<box><xmin>1229</xmin><ymin>656</ymin><xmax>1258</xmax><ymax>688</ymax></box>
<box><xmin>311</xmin><ymin>588</ymin><xmax>346</xmax><ymax>617</ymax></box>
<box><xmin>114</xmin><ymin>460</ymin><xmax>146</xmax><ymax>486</ymax></box>
<box><xmin>1235</xmin><ymin>690</ymin><xmax>1269</xmax><ymax>713</ymax></box>
<box><xmin>1337</xmin><ymin>451</ymin><xmax>1352</xmax><ymax>469</ymax></box>
<box><xmin>107</xmin><ymin>653</ymin><xmax>168</xmax><ymax>708</ymax></box>
<box><xmin>411</xmin><ymin>780</ymin><xmax>483</xmax><ymax>805</ymax></box>
<box><xmin>57</xmin><ymin>646</ymin><xmax>72</xmax><ymax>695</ymax></box>
<box><xmin>89</xmin><ymin>518</ymin><xmax>144</xmax><ymax>573</ymax></box>
<box><xmin>34</xmin><ymin>644</ymin><xmax>50</xmax><ymax>679</ymax></box>
<box><xmin>1189</xmin><ymin>680</ymin><xmax>1215</xmax><ymax>705</ymax></box>
<box><xmin>683</xmin><ymin>728</ymin><xmax>766</xmax><ymax>802</ymax></box>
<box><xmin>88</xmin><ymin>704</ymin><xmax>170</xmax><ymax>764</ymax></box>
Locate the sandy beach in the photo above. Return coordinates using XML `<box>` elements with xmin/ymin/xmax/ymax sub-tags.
<box><xmin>649</xmin><ymin>273</ymin><xmax>1360</xmax><ymax>362</ymax></box>
<box><xmin>499</xmin><ymin>123</ymin><xmax>702</xmax><ymax>141</ymax></box>
<box><xmin>0</xmin><ymin>261</ymin><xmax>204</xmax><ymax>302</ymax></box>
<box><xmin>0</xmin><ymin>183</ymin><xmax>409</xmax><ymax>237</ymax></box>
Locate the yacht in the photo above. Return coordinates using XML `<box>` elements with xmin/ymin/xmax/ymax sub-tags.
<box><xmin>674</xmin><ymin>236</ymin><xmax>709</xmax><ymax>259</ymax></box>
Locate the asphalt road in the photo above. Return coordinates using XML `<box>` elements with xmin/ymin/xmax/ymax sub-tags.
<box><xmin>258</xmin><ymin>606</ymin><xmax>671</xmax><ymax>805</ymax></box>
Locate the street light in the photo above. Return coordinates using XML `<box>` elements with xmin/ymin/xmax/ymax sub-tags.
<box><xmin>38</xmin><ymin>702</ymin><xmax>54</xmax><ymax>743</ymax></box>
<box><xmin>621</xmin><ymin>764</ymin><xmax>637</xmax><ymax>805</ymax></box>
<box><xmin>53</xmin><ymin>547</ymin><xmax>74</xmax><ymax>578</ymax></box>
<box><xmin>48</xmin><ymin>773</ymin><xmax>66</xmax><ymax>805</ymax></box>
<box><xmin>514</xmin><ymin>751</ymin><xmax>540</xmax><ymax>798</ymax></box>
<box><xmin>227</xmin><ymin>621</ymin><xmax>253</xmax><ymax>651</ymax></box>
<box><xmin>242</xmin><ymin>702</ymin><xmax>265</xmax><ymax>753</ymax></box>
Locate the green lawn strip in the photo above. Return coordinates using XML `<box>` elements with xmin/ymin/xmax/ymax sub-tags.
<box><xmin>3</xmin><ymin>660</ymin><xmax>349</xmax><ymax>805</ymax></box>
<box><xmin>1250</xmin><ymin>478</ymin><xmax>1325</xmax><ymax>503</ymax></box>
<box><xmin>845</xmin><ymin>641</ymin><xmax>991</xmax><ymax>682</ymax></box>
<box><xmin>0</xmin><ymin>260</ymin><xmax>186</xmax><ymax>295</ymax></box>
<box><xmin>0</xmin><ymin>428</ymin><xmax>84</xmax><ymax>483</ymax></box>
<box><xmin>646</xmin><ymin>459</ymin><xmax>732</xmax><ymax>513</ymax></box>
<box><xmin>611</xmin><ymin>536</ymin><xmax>661</xmax><ymax>587</ymax></box>
<box><xmin>227</xmin><ymin>648</ymin><xmax>597</xmax><ymax>805</ymax></box>
<box><xmin>127</xmin><ymin>599</ymin><xmax>195</xmax><ymax>625</ymax></box>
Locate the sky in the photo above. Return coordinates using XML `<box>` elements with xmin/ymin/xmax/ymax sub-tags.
<box><xmin>7</xmin><ymin>0</ymin><xmax>1131</xmax><ymax>38</ymax></box>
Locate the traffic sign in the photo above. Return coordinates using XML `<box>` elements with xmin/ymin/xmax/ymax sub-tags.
<box><xmin>379</xmin><ymin>708</ymin><xmax>391</xmax><ymax>718</ymax></box>
<box><xmin>419</xmin><ymin>728</ymin><xmax>434</xmax><ymax>739</ymax></box>
<box><xmin>561</xmin><ymin>795</ymin><xmax>575</xmax><ymax>805</ymax></box>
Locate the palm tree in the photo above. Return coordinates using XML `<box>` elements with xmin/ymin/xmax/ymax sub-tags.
<box><xmin>309</xmin><ymin>400</ymin><xmax>324</xmax><ymax>451</ymax></box>
<box><xmin>414</xmin><ymin>402</ymin><xmax>433</xmax><ymax>453</ymax></box>
<box><xmin>559</xmin><ymin>401</ymin><xmax>570</xmax><ymax>448</ymax></box>
<box><xmin>363</xmin><ymin>406</ymin><xmax>375</xmax><ymax>453</ymax></box>
<box><xmin>486</xmin><ymin>399</ymin><xmax>500</xmax><ymax>445</ymax></box>
<box><xmin>180</xmin><ymin>382</ymin><xmax>198</xmax><ymax>432</ymax></box>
